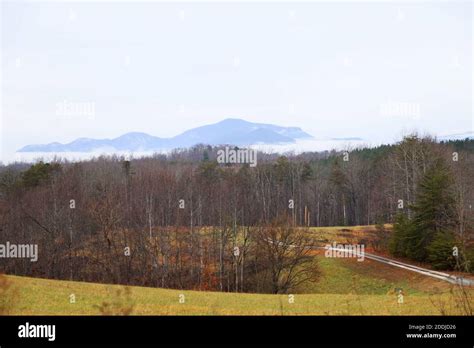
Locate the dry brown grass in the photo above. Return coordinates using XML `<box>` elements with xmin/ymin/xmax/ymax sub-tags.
<box><xmin>0</xmin><ymin>272</ymin><xmax>19</xmax><ymax>314</ymax></box>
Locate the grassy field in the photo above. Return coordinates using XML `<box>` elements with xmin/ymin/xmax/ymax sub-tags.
<box><xmin>306</xmin><ymin>224</ymin><xmax>385</xmax><ymax>244</ymax></box>
<box><xmin>2</xmin><ymin>225</ymin><xmax>472</xmax><ymax>315</ymax></box>
<box><xmin>2</xmin><ymin>260</ymin><xmax>472</xmax><ymax>315</ymax></box>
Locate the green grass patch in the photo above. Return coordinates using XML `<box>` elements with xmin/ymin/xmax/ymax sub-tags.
<box><xmin>3</xmin><ymin>274</ymin><xmax>471</xmax><ymax>315</ymax></box>
<box><xmin>298</xmin><ymin>256</ymin><xmax>426</xmax><ymax>295</ymax></box>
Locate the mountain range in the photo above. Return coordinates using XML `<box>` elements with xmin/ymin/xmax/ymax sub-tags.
<box><xmin>438</xmin><ymin>131</ymin><xmax>474</xmax><ymax>141</ymax></box>
<box><xmin>18</xmin><ymin>118</ymin><xmax>314</xmax><ymax>153</ymax></box>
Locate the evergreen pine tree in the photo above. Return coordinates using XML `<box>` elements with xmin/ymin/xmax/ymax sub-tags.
<box><xmin>408</xmin><ymin>159</ymin><xmax>456</xmax><ymax>261</ymax></box>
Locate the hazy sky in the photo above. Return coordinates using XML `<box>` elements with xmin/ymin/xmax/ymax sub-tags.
<box><xmin>1</xmin><ymin>1</ymin><xmax>472</xmax><ymax>161</ymax></box>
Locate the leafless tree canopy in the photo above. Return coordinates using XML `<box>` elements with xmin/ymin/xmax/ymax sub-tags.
<box><xmin>0</xmin><ymin>137</ymin><xmax>473</xmax><ymax>292</ymax></box>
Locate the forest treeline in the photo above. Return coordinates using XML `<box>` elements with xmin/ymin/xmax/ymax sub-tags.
<box><xmin>0</xmin><ymin>135</ymin><xmax>473</xmax><ymax>293</ymax></box>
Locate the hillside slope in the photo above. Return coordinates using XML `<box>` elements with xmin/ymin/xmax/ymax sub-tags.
<box><xmin>2</xmin><ymin>273</ymin><xmax>471</xmax><ymax>316</ymax></box>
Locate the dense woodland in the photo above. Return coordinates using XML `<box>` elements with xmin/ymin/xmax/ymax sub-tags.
<box><xmin>0</xmin><ymin>135</ymin><xmax>473</xmax><ymax>293</ymax></box>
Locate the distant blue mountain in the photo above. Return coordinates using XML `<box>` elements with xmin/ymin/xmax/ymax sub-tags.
<box><xmin>18</xmin><ymin>118</ymin><xmax>313</xmax><ymax>153</ymax></box>
<box><xmin>438</xmin><ymin>132</ymin><xmax>474</xmax><ymax>141</ymax></box>
<box><xmin>330</xmin><ymin>137</ymin><xmax>364</xmax><ymax>141</ymax></box>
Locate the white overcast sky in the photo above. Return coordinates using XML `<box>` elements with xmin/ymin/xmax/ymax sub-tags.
<box><xmin>1</xmin><ymin>0</ymin><xmax>473</xmax><ymax>161</ymax></box>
